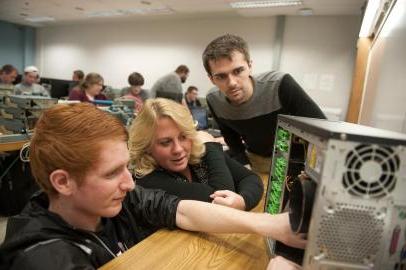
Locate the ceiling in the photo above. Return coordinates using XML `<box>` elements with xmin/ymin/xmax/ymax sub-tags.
<box><xmin>0</xmin><ymin>0</ymin><xmax>365</xmax><ymax>27</ymax></box>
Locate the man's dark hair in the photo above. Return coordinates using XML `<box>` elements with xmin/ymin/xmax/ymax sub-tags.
<box><xmin>73</xmin><ymin>70</ymin><xmax>85</xmax><ymax>80</ymax></box>
<box><xmin>186</xmin><ymin>86</ymin><xmax>198</xmax><ymax>93</ymax></box>
<box><xmin>175</xmin><ymin>65</ymin><xmax>189</xmax><ymax>74</ymax></box>
<box><xmin>1</xmin><ymin>64</ymin><xmax>17</xmax><ymax>75</ymax></box>
<box><xmin>202</xmin><ymin>34</ymin><xmax>251</xmax><ymax>75</ymax></box>
<box><xmin>128</xmin><ymin>72</ymin><xmax>144</xmax><ymax>86</ymax></box>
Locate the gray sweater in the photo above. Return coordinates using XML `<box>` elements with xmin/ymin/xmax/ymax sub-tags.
<box><xmin>14</xmin><ymin>82</ymin><xmax>49</xmax><ymax>97</ymax></box>
<box><xmin>207</xmin><ymin>71</ymin><xmax>326</xmax><ymax>164</ymax></box>
<box><xmin>150</xmin><ymin>72</ymin><xmax>183</xmax><ymax>98</ymax></box>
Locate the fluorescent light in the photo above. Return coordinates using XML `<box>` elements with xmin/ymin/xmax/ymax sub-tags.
<box><xmin>25</xmin><ymin>16</ymin><xmax>55</xmax><ymax>22</ymax></box>
<box><xmin>230</xmin><ymin>0</ymin><xmax>302</xmax><ymax>9</ymax></box>
<box><xmin>86</xmin><ymin>10</ymin><xmax>125</xmax><ymax>17</ymax></box>
<box><xmin>86</xmin><ymin>7</ymin><xmax>173</xmax><ymax>18</ymax></box>
<box><xmin>359</xmin><ymin>0</ymin><xmax>381</xmax><ymax>37</ymax></box>
<box><xmin>298</xmin><ymin>7</ymin><xmax>313</xmax><ymax>16</ymax></box>
<box><xmin>125</xmin><ymin>7</ymin><xmax>174</xmax><ymax>15</ymax></box>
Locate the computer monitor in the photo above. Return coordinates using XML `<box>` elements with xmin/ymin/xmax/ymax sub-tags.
<box><xmin>190</xmin><ymin>107</ymin><xmax>209</xmax><ymax>130</ymax></box>
<box><xmin>40</xmin><ymin>77</ymin><xmax>74</xmax><ymax>99</ymax></box>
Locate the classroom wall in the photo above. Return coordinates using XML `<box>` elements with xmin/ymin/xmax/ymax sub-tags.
<box><xmin>36</xmin><ymin>17</ymin><xmax>276</xmax><ymax>91</ymax></box>
<box><xmin>280</xmin><ymin>16</ymin><xmax>360</xmax><ymax>120</ymax></box>
<box><xmin>359</xmin><ymin>0</ymin><xmax>406</xmax><ymax>133</ymax></box>
<box><xmin>0</xmin><ymin>20</ymin><xmax>36</xmax><ymax>72</ymax></box>
<box><xmin>36</xmin><ymin>15</ymin><xmax>360</xmax><ymax>119</ymax></box>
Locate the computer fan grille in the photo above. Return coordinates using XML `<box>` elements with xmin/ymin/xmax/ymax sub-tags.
<box><xmin>316</xmin><ymin>203</ymin><xmax>384</xmax><ymax>263</ymax></box>
<box><xmin>342</xmin><ymin>144</ymin><xmax>399</xmax><ymax>198</ymax></box>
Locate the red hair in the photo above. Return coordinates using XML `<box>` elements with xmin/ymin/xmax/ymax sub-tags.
<box><xmin>30</xmin><ymin>103</ymin><xmax>128</xmax><ymax>194</ymax></box>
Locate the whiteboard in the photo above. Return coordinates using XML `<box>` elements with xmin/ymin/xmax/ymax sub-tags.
<box><xmin>359</xmin><ymin>0</ymin><xmax>406</xmax><ymax>133</ymax></box>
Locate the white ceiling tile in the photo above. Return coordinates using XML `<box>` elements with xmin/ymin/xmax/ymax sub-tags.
<box><xmin>0</xmin><ymin>0</ymin><xmax>365</xmax><ymax>27</ymax></box>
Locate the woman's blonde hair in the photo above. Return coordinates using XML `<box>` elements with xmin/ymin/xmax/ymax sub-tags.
<box><xmin>129</xmin><ymin>98</ymin><xmax>205</xmax><ymax>177</ymax></box>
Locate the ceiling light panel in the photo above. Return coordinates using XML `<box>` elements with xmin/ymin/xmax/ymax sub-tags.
<box><xmin>25</xmin><ymin>16</ymin><xmax>55</xmax><ymax>22</ymax></box>
<box><xmin>230</xmin><ymin>0</ymin><xmax>303</xmax><ymax>9</ymax></box>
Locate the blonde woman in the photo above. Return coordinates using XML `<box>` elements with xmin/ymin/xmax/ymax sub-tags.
<box><xmin>129</xmin><ymin>98</ymin><xmax>263</xmax><ymax>210</ymax></box>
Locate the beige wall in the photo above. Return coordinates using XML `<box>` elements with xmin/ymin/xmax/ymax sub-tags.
<box><xmin>36</xmin><ymin>17</ymin><xmax>277</xmax><ymax>93</ymax></box>
<box><xmin>36</xmin><ymin>15</ymin><xmax>360</xmax><ymax>119</ymax></box>
<box><xmin>281</xmin><ymin>16</ymin><xmax>360</xmax><ymax>119</ymax></box>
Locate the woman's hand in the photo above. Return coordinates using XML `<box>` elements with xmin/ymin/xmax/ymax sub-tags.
<box><xmin>196</xmin><ymin>130</ymin><xmax>216</xmax><ymax>143</ymax></box>
<box><xmin>210</xmin><ymin>190</ymin><xmax>246</xmax><ymax>210</ymax></box>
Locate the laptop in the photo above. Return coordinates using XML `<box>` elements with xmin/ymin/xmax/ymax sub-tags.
<box><xmin>190</xmin><ymin>107</ymin><xmax>222</xmax><ymax>138</ymax></box>
<box><xmin>190</xmin><ymin>107</ymin><xmax>209</xmax><ymax>130</ymax></box>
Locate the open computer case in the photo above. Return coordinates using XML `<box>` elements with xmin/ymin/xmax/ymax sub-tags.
<box><xmin>265</xmin><ymin>115</ymin><xmax>406</xmax><ymax>270</ymax></box>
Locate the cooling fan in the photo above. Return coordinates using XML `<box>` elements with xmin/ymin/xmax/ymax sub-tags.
<box><xmin>343</xmin><ymin>144</ymin><xmax>400</xmax><ymax>198</ymax></box>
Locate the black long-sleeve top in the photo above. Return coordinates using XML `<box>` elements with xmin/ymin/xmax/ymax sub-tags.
<box><xmin>136</xmin><ymin>142</ymin><xmax>263</xmax><ymax>211</ymax></box>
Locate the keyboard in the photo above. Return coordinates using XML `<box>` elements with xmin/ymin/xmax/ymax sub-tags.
<box><xmin>206</xmin><ymin>128</ymin><xmax>222</xmax><ymax>138</ymax></box>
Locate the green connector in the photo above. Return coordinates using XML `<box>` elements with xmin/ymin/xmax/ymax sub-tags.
<box><xmin>271</xmin><ymin>190</ymin><xmax>279</xmax><ymax>200</ymax></box>
<box><xmin>275</xmin><ymin>127</ymin><xmax>290</xmax><ymax>152</ymax></box>
<box><xmin>277</xmin><ymin>128</ymin><xmax>289</xmax><ymax>140</ymax></box>
<box><xmin>277</xmin><ymin>141</ymin><xmax>289</xmax><ymax>152</ymax></box>
<box><xmin>275</xmin><ymin>166</ymin><xmax>284</xmax><ymax>177</ymax></box>
<box><xmin>272</xmin><ymin>183</ymin><xmax>282</xmax><ymax>192</ymax></box>
<box><xmin>271</xmin><ymin>204</ymin><xmax>280</xmax><ymax>214</ymax></box>
<box><xmin>276</xmin><ymin>157</ymin><xmax>287</xmax><ymax>166</ymax></box>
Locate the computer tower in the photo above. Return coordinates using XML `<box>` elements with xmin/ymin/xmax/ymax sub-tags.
<box><xmin>265</xmin><ymin>115</ymin><xmax>406</xmax><ymax>270</ymax></box>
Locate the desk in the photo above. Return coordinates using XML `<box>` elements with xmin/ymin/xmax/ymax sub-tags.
<box><xmin>0</xmin><ymin>134</ymin><xmax>30</xmax><ymax>152</ymax></box>
<box><xmin>100</xmin><ymin>173</ymin><xmax>270</xmax><ymax>270</ymax></box>
<box><xmin>0</xmin><ymin>140</ymin><xmax>29</xmax><ymax>152</ymax></box>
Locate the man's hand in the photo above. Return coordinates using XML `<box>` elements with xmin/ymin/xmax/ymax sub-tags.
<box><xmin>210</xmin><ymin>190</ymin><xmax>246</xmax><ymax>210</ymax></box>
<box><xmin>267</xmin><ymin>256</ymin><xmax>302</xmax><ymax>270</ymax></box>
<box><xmin>268</xmin><ymin>212</ymin><xmax>307</xmax><ymax>249</ymax></box>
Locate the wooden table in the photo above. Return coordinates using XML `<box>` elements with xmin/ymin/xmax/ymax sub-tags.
<box><xmin>100</xmin><ymin>173</ymin><xmax>270</xmax><ymax>270</ymax></box>
<box><xmin>0</xmin><ymin>140</ymin><xmax>29</xmax><ymax>152</ymax></box>
<box><xmin>0</xmin><ymin>134</ymin><xmax>30</xmax><ymax>152</ymax></box>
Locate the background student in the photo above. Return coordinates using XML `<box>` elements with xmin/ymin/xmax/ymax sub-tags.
<box><xmin>14</xmin><ymin>66</ymin><xmax>48</xmax><ymax>96</ymax></box>
<box><xmin>182</xmin><ymin>85</ymin><xmax>201</xmax><ymax>110</ymax></box>
<box><xmin>121</xmin><ymin>72</ymin><xmax>149</xmax><ymax>113</ymax></box>
<box><xmin>0</xmin><ymin>64</ymin><xmax>18</xmax><ymax>86</ymax></box>
<box><xmin>68</xmin><ymin>72</ymin><xmax>108</xmax><ymax>102</ymax></box>
<box><xmin>150</xmin><ymin>65</ymin><xmax>189</xmax><ymax>103</ymax></box>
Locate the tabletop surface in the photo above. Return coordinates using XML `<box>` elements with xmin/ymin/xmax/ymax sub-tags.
<box><xmin>99</xmin><ymin>173</ymin><xmax>270</xmax><ymax>270</ymax></box>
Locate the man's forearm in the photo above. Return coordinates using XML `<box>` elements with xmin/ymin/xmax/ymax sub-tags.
<box><xmin>176</xmin><ymin>200</ymin><xmax>278</xmax><ymax>236</ymax></box>
<box><xmin>175</xmin><ymin>200</ymin><xmax>307</xmax><ymax>249</ymax></box>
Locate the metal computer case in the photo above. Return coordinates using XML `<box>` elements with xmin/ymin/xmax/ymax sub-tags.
<box><xmin>264</xmin><ymin>115</ymin><xmax>406</xmax><ymax>270</ymax></box>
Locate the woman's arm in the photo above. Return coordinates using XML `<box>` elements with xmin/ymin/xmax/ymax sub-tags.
<box><xmin>221</xmin><ymin>154</ymin><xmax>264</xmax><ymax>211</ymax></box>
<box><xmin>201</xmin><ymin>142</ymin><xmax>236</xmax><ymax>191</ymax></box>
<box><xmin>137</xmin><ymin>171</ymin><xmax>225</xmax><ymax>202</ymax></box>
<box><xmin>137</xmin><ymin>140</ymin><xmax>250</xmax><ymax>206</ymax></box>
